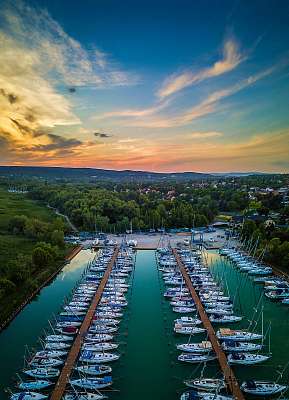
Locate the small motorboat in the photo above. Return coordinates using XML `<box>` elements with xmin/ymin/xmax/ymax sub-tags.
<box><xmin>24</xmin><ymin>367</ymin><xmax>60</xmax><ymax>379</ymax></box>
<box><xmin>241</xmin><ymin>380</ymin><xmax>287</xmax><ymax>396</ymax></box>
<box><xmin>178</xmin><ymin>353</ymin><xmax>216</xmax><ymax>364</ymax></box>
<box><xmin>75</xmin><ymin>364</ymin><xmax>112</xmax><ymax>376</ymax></box>
<box><xmin>228</xmin><ymin>352</ymin><xmax>270</xmax><ymax>365</ymax></box>
<box><xmin>18</xmin><ymin>380</ymin><xmax>53</xmax><ymax>390</ymax></box>
<box><xmin>184</xmin><ymin>378</ymin><xmax>225</xmax><ymax>391</ymax></box>
<box><xmin>70</xmin><ymin>376</ymin><xmax>112</xmax><ymax>389</ymax></box>
<box><xmin>177</xmin><ymin>341</ymin><xmax>212</xmax><ymax>353</ymax></box>
<box><xmin>11</xmin><ymin>393</ymin><xmax>48</xmax><ymax>400</ymax></box>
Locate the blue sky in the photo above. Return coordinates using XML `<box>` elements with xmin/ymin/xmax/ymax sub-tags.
<box><xmin>0</xmin><ymin>0</ymin><xmax>289</xmax><ymax>172</ymax></box>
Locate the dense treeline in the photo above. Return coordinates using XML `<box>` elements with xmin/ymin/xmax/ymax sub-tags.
<box><xmin>0</xmin><ymin>214</ymin><xmax>67</xmax><ymax>309</ymax></box>
<box><xmin>28</xmin><ymin>183</ymin><xmax>249</xmax><ymax>232</ymax></box>
<box><xmin>0</xmin><ymin>187</ymin><xmax>70</xmax><ymax>324</ymax></box>
<box><xmin>241</xmin><ymin>220</ymin><xmax>289</xmax><ymax>270</ymax></box>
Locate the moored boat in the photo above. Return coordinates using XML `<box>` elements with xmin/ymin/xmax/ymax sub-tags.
<box><xmin>241</xmin><ymin>380</ymin><xmax>287</xmax><ymax>396</ymax></box>
<box><xmin>11</xmin><ymin>393</ymin><xmax>48</xmax><ymax>400</ymax></box>
<box><xmin>70</xmin><ymin>376</ymin><xmax>112</xmax><ymax>389</ymax></box>
<box><xmin>184</xmin><ymin>378</ymin><xmax>225</xmax><ymax>391</ymax></box>
<box><xmin>75</xmin><ymin>364</ymin><xmax>112</xmax><ymax>376</ymax></box>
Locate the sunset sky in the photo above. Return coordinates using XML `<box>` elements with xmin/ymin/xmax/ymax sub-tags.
<box><xmin>1</xmin><ymin>0</ymin><xmax>289</xmax><ymax>172</ymax></box>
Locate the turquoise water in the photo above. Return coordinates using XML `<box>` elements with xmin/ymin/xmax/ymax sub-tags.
<box><xmin>0</xmin><ymin>249</ymin><xmax>95</xmax><ymax>398</ymax></box>
<box><xmin>208</xmin><ymin>252</ymin><xmax>289</xmax><ymax>389</ymax></box>
<box><xmin>110</xmin><ymin>250</ymin><xmax>173</xmax><ymax>399</ymax></box>
<box><xmin>1</xmin><ymin>249</ymin><xmax>289</xmax><ymax>399</ymax></box>
<box><xmin>111</xmin><ymin>250</ymin><xmax>220</xmax><ymax>400</ymax></box>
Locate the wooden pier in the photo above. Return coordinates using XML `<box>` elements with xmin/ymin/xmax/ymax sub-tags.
<box><xmin>172</xmin><ymin>248</ymin><xmax>245</xmax><ymax>400</ymax></box>
<box><xmin>50</xmin><ymin>246</ymin><xmax>119</xmax><ymax>400</ymax></box>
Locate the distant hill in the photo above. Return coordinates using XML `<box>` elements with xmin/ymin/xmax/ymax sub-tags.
<box><xmin>212</xmin><ymin>172</ymin><xmax>270</xmax><ymax>177</ymax></box>
<box><xmin>0</xmin><ymin>166</ymin><xmax>212</xmax><ymax>182</ymax></box>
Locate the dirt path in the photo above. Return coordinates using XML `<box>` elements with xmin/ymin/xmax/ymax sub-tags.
<box><xmin>47</xmin><ymin>205</ymin><xmax>78</xmax><ymax>232</ymax></box>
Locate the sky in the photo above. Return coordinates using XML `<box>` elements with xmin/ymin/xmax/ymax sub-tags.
<box><xmin>0</xmin><ymin>0</ymin><xmax>289</xmax><ymax>173</ymax></box>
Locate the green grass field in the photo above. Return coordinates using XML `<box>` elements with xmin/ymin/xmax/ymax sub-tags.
<box><xmin>0</xmin><ymin>187</ymin><xmax>68</xmax><ymax>325</ymax></box>
<box><xmin>0</xmin><ymin>188</ymin><xmax>55</xmax><ymax>232</ymax></box>
<box><xmin>0</xmin><ymin>187</ymin><xmax>58</xmax><ymax>267</ymax></box>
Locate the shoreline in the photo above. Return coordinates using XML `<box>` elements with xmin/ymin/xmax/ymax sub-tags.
<box><xmin>0</xmin><ymin>245</ymin><xmax>82</xmax><ymax>333</ymax></box>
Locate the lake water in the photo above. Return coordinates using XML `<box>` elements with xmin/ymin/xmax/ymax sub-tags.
<box><xmin>0</xmin><ymin>249</ymin><xmax>95</xmax><ymax>398</ymax></box>
<box><xmin>0</xmin><ymin>249</ymin><xmax>289</xmax><ymax>399</ymax></box>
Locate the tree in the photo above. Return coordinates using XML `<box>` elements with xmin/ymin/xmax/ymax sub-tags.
<box><xmin>32</xmin><ymin>243</ymin><xmax>55</xmax><ymax>267</ymax></box>
<box><xmin>50</xmin><ymin>230</ymin><xmax>65</xmax><ymax>247</ymax></box>
<box><xmin>242</xmin><ymin>220</ymin><xmax>257</xmax><ymax>238</ymax></box>
<box><xmin>8</xmin><ymin>215</ymin><xmax>28</xmax><ymax>234</ymax></box>
<box><xmin>0</xmin><ymin>278</ymin><xmax>16</xmax><ymax>297</ymax></box>
<box><xmin>7</xmin><ymin>254</ymin><xmax>31</xmax><ymax>283</ymax></box>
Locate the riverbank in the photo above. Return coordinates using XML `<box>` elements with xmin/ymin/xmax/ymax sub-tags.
<box><xmin>0</xmin><ymin>244</ymin><xmax>82</xmax><ymax>332</ymax></box>
<box><xmin>0</xmin><ymin>249</ymin><xmax>95</xmax><ymax>399</ymax></box>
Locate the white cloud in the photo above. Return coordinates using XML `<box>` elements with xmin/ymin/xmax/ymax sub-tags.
<box><xmin>128</xmin><ymin>64</ymin><xmax>282</xmax><ymax>128</ymax></box>
<box><xmin>0</xmin><ymin>0</ymin><xmax>140</xmax><ymax>163</ymax></box>
<box><xmin>94</xmin><ymin>98</ymin><xmax>171</xmax><ymax>120</ymax></box>
<box><xmin>189</xmin><ymin>131</ymin><xmax>223</xmax><ymax>139</ymax></box>
<box><xmin>1</xmin><ymin>1</ymin><xmax>137</xmax><ymax>88</ymax></box>
<box><xmin>157</xmin><ymin>38</ymin><xmax>246</xmax><ymax>98</ymax></box>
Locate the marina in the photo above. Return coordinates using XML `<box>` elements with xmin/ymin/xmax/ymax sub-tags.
<box><xmin>1</xmin><ymin>241</ymin><xmax>289</xmax><ymax>399</ymax></box>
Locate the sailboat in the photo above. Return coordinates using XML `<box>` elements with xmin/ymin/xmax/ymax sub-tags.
<box><xmin>177</xmin><ymin>341</ymin><xmax>212</xmax><ymax>353</ymax></box>
<box><xmin>82</xmin><ymin>342</ymin><xmax>118</xmax><ymax>351</ymax></box>
<box><xmin>69</xmin><ymin>376</ymin><xmax>113</xmax><ymax>389</ymax></box>
<box><xmin>216</xmin><ymin>328</ymin><xmax>263</xmax><ymax>341</ymax></box>
<box><xmin>18</xmin><ymin>380</ymin><xmax>53</xmax><ymax>390</ymax></box>
<box><xmin>23</xmin><ymin>367</ymin><xmax>60</xmax><ymax>379</ymax></box>
<box><xmin>178</xmin><ymin>353</ymin><xmax>217</xmax><ymax>363</ymax></box>
<box><xmin>184</xmin><ymin>378</ymin><xmax>225</xmax><ymax>391</ymax></box>
<box><xmin>75</xmin><ymin>364</ymin><xmax>112</xmax><ymax>376</ymax></box>
<box><xmin>79</xmin><ymin>350</ymin><xmax>120</xmax><ymax>363</ymax></box>
<box><xmin>63</xmin><ymin>392</ymin><xmax>106</xmax><ymax>400</ymax></box>
<box><xmin>227</xmin><ymin>352</ymin><xmax>270</xmax><ymax>365</ymax></box>
<box><xmin>241</xmin><ymin>380</ymin><xmax>287</xmax><ymax>395</ymax></box>
<box><xmin>11</xmin><ymin>393</ymin><xmax>48</xmax><ymax>400</ymax></box>
<box><xmin>221</xmin><ymin>341</ymin><xmax>262</xmax><ymax>352</ymax></box>
<box><xmin>180</xmin><ymin>391</ymin><xmax>232</xmax><ymax>399</ymax></box>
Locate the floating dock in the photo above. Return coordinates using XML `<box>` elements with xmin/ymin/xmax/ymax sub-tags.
<box><xmin>50</xmin><ymin>246</ymin><xmax>119</xmax><ymax>400</ymax></box>
<box><xmin>172</xmin><ymin>248</ymin><xmax>245</xmax><ymax>400</ymax></box>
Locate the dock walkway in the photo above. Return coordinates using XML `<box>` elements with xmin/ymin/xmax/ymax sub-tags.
<box><xmin>172</xmin><ymin>248</ymin><xmax>245</xmax><ymax>400</ymax></box>
<box><xmin>50</xmin><ymin>246</ymin><xmax>119</xmax><ymax>400</ymax></box>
